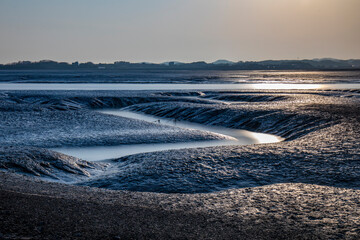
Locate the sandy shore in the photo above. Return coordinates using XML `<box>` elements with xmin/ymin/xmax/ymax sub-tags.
<box><xmin>1</xmin><ymin>89</ymin><xmax>360</xmax><ymax>239</ymax></box>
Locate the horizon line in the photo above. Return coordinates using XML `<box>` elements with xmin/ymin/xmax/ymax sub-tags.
<box><xmin>2</xmin><ymin>57</ymin><xmax>360</xmax><ymax>65</ymax></box>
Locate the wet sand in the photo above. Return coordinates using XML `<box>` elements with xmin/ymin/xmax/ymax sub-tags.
<box><xmin>1</xmin><ymin>89</ymin><xmax>360</xmax><ymax>239</ymax></box>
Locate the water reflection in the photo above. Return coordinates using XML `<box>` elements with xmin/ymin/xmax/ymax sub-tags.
<box><xmin>52</xmin><ymin>110</ymin><xmax>283</xmax><ymax>161</ymax></box>
<box><xmin>0</xmin><ymin>83</ymin><xmax>360</xmax><ymax>90</ymax></box>
<box><xmin>52</xmin><ymin>140</ymin><xmax>238</xmax><ymax>162</ymax></box>
<box><xmin>249</xmin><ymin>83</ymin><xmax>323</xmax><ymax>90</ymax></box>
<box><xmin>248</xmin><ymin>132</ymin><xmax>284</xmax><ymax>144</ymax></box>
<box><xmin>98</xmin><ymin>110</ymin><xmax>284</xmax><ymax>144</ymax></box>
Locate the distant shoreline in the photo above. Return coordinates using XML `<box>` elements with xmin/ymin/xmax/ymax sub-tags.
<box><xmin>1</xmin><ymin>59</ymin><xmax>360</xmax><ymax>71</ymax></box>
<box><xmin>2</xmin><ymin>68</ymin><xmax>360</xmax><ymax>72</ymax></box>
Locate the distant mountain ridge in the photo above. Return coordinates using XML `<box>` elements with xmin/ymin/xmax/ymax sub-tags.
<box><xmin>212</xmin><ymin>60</ymin><xmax>235</xmax><ymax>65</ymax></box>
<box><xmin>1</xmin><ymin>59</ymin><xmax>359</xmax><ymax>70</ymax></box>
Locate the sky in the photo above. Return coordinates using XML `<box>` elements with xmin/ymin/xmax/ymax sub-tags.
<box><xmin>0</xmin><ymin>0</ymin><xmax>359</xmax><ymax>63</ymax></box>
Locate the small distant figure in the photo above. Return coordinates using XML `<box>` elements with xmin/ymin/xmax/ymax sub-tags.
<box><xmin>157</xmin><ymin>119</ymin><xmax>161</xmax><ymax>123</ymax></box>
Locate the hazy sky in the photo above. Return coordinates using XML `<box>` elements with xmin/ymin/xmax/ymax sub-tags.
<box><xmin>0</xmin><ymin>0</ymin><xmax>359</xmax><ymax>63</ymax></box>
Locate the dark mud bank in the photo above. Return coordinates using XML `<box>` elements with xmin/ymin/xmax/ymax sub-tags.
<box><xmin>0</xmin><ymin>146</ymin><xmax>105</xmax><ymax>182</ymax></box>
<box><xmin>1</xmin><ymin>90</ymin><xmax>359</xmax><ymax>193</ymax></box>
<box><xmin>126</xmin><ymin>102</ymin><xmax>333</xmax><ymax>140</ymax></box>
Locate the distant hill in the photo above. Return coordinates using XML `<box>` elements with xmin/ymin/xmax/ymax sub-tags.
<box><xmin>212</xmin><ymin>60</ymin><xmax>235</xmax><ymax>65</ymax></box>
<box><xmin>0</xmin><ymin>59</ymin><xmax>359</xmax><ymax>70</ymax></box>
<box><xmin>161</xmin><ymin>61</ymin><xmax>185</xmax><ymax>66</ymax></box>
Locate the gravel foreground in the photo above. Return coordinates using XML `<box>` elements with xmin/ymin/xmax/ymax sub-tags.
<box><xmin>1</xmin><ymin>89</ymin><xmax>360</xmax><ymax>239</ymax></box>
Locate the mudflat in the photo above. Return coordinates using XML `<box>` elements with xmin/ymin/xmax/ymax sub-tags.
<box><xmin>1</xmin><ymin>89</ymin><xmax>360</xmax><ymax>239</ymax></box>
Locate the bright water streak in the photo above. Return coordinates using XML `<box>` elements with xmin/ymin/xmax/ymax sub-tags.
<box><xmin>52</xmin><ymin>110</ymin><xmax>282</xmax><ymax>161</ymax></box>
<box><xmin>1</xmin><ymin>83</ymin><xmax>360</xmax><ymax>90</ymax></box>
<box><xmin>100</xmin><ymin>110</ymin><xmax>282</xmax><ymax>144</ymax></box>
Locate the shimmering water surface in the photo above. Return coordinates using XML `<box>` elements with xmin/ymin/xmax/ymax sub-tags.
<box><xmin>1</xmin><ymin>70</ymin><xmax>360</xmax><ymax>90</ymax></box>
<box><xmin>1</xmin><ymin>70</ymin><xmax>360</xmax><ymax>84</ymax></box>
<box><xmin>1</xmin><ymin>83</ymin><xmax>360</xmax><ymax>90</ymax></box>
<box><xmin>53</xmin><ymin>110</ymin><xmax>282</xmax><ymax>161</ymax></box>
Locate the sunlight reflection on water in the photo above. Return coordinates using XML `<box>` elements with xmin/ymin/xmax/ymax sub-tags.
<box><xmin>248</xmin><ymin>132</ymin><xmax>284</xmax><ymax>144</ymax></box>
<box><xmin>52</xmin><ymin>110</ymin><xmax>283</xmax><ymax>161</ymax></box>
<box><xmin>249</xmin><ymin>83</ymin><xmax>323</xmax><ymax>90</ymax></box>
<box><xmin>0</xmin><ymin>83</ymin><xmax>359</xmax><ymax>90</ymax></box>
<box><xmin>99</xmin><ymin>110</ymin><xmax>284</xmax><ymax>144</ymax></box>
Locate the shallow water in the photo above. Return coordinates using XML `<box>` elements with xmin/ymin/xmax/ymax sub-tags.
<box><xmin>1</xmin><ymin>82</ymin><xmax>360</xmax><ymax>90</ymax></box>
<box><xmin>52</xmin><ymin>110</ymin><xmax>282</xmax><ymax>161</ymax></box>
<box><xmin>1</xmin><ymin>69</ymin><xmax>360</xmax><ymax>84</ymax></box>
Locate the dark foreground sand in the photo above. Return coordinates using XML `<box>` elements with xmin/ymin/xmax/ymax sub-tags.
<box><xmin>1</xmin><ymin>172</ymin><xmax>360</xmax><ymax>240</ymax></box>
<box><xmin>1</xmin><ymin>89</ymin><xmax>360</xmax><ymax>239</ymax></box>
